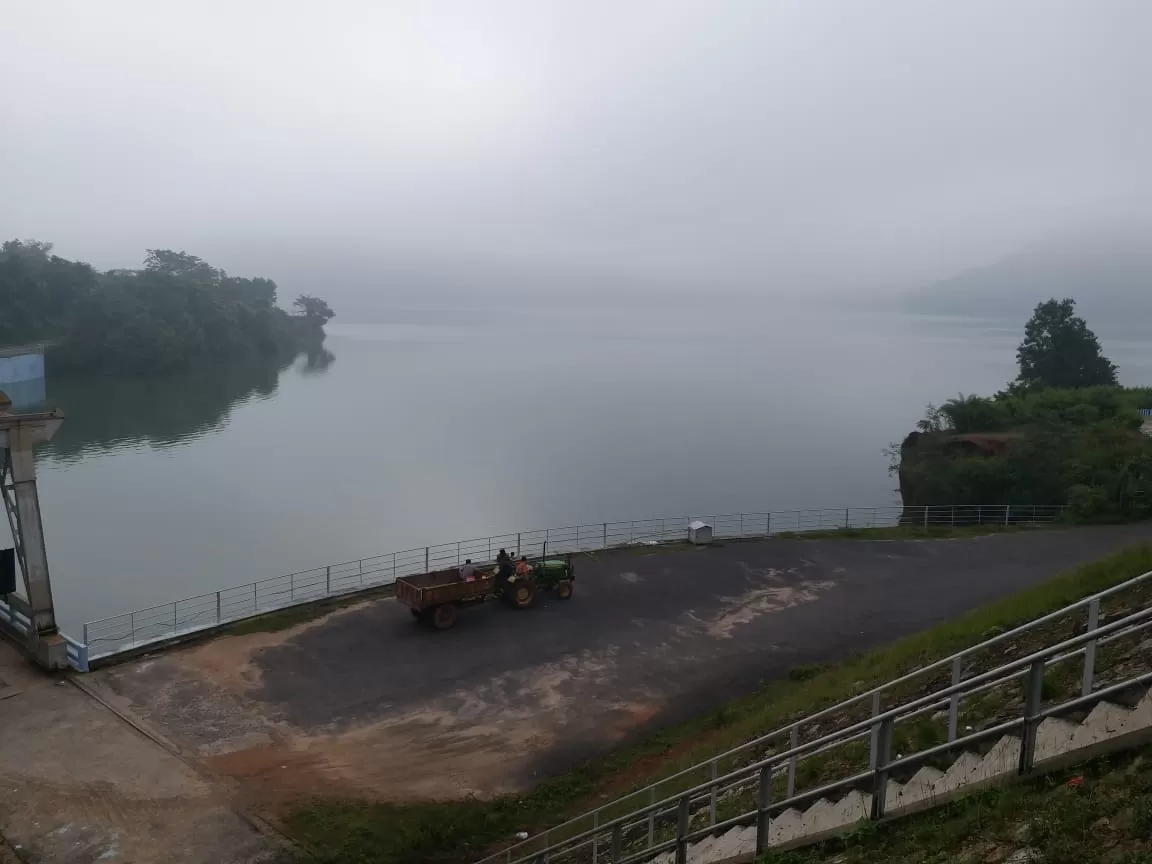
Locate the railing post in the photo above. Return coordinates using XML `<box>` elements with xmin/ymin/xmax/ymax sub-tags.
<box><xmin>1020</xmin><ymin>659</ymin><xmax>1046</xmax><ymax>774</ymax></box>
<box><xmin>869</xmin><ymin>715</ymin><xmax>894</xmax><ymax>820</ymax></box>
<box><xmin>709</xmin><ymin>758</ymin><xmax>718</xmax><ymax>824</ymax></box>
<box><xmin>740</xmin><ymin>513</ymin><xmax>744</xmax><ymax>536</ymax></box>
<box><xmin>173</xmin><ymin>602</ymin><xmax>178</xmax><ymax>632</ymax></box>
<box><xmin>83</xmin><ymin>621</ymin><xmax>89</xmax><ymax>648</ymax></box>
<box><xmin>787</xmin><ymin>725</ymin><xmax>798</xmax><ymax>798</ymax></box>
<box><xmin>923</xmin><ymin>506</ymin><xmax>929</xmax><ymax>528</ymax></box>
<box><xmin>675</xmin><ymin>794</ymin><xmax>690</xmax><ymax>864</ymax></box>
<box><xmin>130</xmin><ymin>610</ymin><xmax>136</xmax><ymax>647</ymax></box>
<box><xmin>950</xmin><ymin>505</ymin><xmax>955</xmax><ymax>527</ymax></box>
<box><xmin>425</xmin><ymin>547</ymin><xmax>429</xmax><ymax>572</ymax></box>
<box><xmin>610</xmin><ymin>821</ymin><xmax>622</xmax><ymax>863</ymax></box>
<box><xmin>977</xmin><ymin>504</ymin><xmax>983</xmax><ymax>525</ymax></box>
<box><xmin>1004</xmin><ymin>504</ymin><xmax>1011</xmax><ymax>525</ymax></box>
<box><xmin>516</xmin><ymin>533</ymin><xmax>521</xmax><ymax>557</ymax></box>
<box><xmin>253</xmin><ymin>582</ymin><xmax>257</xmax><ymax>613</ymax></box>
<box><xmin>844</xmin><ymin>507</ymin><xmax>849</xmax><ymax>529</ymax></box>
<box><xmin>290</xmin><ymin>573</ymin><xmax>295</xmax><ymax>601</ymax></box>
<box><xmin>392</xmin><ymin>552</ymin><xmax>396</xmax><ymax>581</ymax></box>
<box><xmin>766</xmin><ymin>512</ymin><xmax>771</xmax><ymax>536</ymax></box>
<box><xmin>603</xmin><ymin>522</ymin><xmax>607</xmax><ymax>549</ymax></box>
<box><xmin>755</xmin><ymin>762</ymin><xmax>773</xmax><ymax>855</ymax></box>
<box><xmin>326</xmin><ymin>566</ymin><xmax>332</xmax><ymax>595</ymax></box>
<box><xmin>216</xmin><ymin>591</ymin><xmax>221</xmax><ymax>624</ymax></box>
<box><xmin>1083</xmin><ymin>598</ymin><xmax>1100</xmax><ymax>697</ymax></box>
<box><xmin>457</xmin><ymin>542</ymin><xmax>461</xmax><ymax>566</ymax></box>
<box><xmin>948</xmin><ymin>655</ymin><xmax>962</xmax><ymax>742</ymax></box>
<box><xmin>647</xmin><ymin>786</ymin><xmax>655</xmax><ymax>847</ymax></box>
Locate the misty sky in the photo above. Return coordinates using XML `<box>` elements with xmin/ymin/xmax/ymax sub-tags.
<box><xmin>2</xmin><ymin>0</ymin><xmax>1149</xmax><ymax>299</ymax></box>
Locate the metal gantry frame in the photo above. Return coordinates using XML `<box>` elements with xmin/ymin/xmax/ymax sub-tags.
<box><xmin>0</xmin><ymin>407</ymin><xmax>68</xmax><ymax>669</ymax></box>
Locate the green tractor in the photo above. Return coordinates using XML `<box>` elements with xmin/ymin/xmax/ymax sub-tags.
<box><xmin>502</xmin><ymin>554</ymin><xmax>575</xmax><ymax>608</ymax></box>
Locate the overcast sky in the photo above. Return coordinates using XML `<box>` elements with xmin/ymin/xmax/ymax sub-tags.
<box><xmin>2</xmin><ymin>0</ymin><xmax>1149</xmax><ymax>298</ymax></box>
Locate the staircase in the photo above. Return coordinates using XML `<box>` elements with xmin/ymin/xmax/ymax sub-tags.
<box><xmin>652</xmin><ymin>687</ymin><xmax>1152</xmax><ymax>863</ymax></box>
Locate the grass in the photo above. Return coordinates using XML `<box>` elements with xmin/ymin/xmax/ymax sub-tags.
<box><xmin>758</xmin><ymin>745</ymin><xmax>1152</xmax><ymax>864</ymax></box>
<box><xmin>280</xmin><ymin>543</ymin><xmax>1152</xmax><ymax>864</ymax></box>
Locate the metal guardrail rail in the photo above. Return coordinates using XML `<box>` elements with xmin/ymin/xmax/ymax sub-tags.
<box><xmin>475</xmin><ymin>562</ymin><xmax>1151</xmax><ymax>864</ymax></box>
<box><xmin>80</xmin><ymin>503</ymin><xmax>1064</xmax><ymax>660</ymax></box>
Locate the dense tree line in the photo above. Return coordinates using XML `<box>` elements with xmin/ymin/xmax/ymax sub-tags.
<box><xmin>0</xmin><ymin>240</ymin><xmax>333</xmax><ymax>374</ymax></box>
<box><xmin>897</xmin><ymin>299</ymin><xmax>1152</xmax><ymax>521</ymax></box>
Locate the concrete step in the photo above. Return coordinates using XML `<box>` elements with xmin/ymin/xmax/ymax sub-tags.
<box><xmin>768</xmin><ymin>808</ymin><xmax>804</xmax><ymax>845</ymax></box>
<box><xmin>1071</xmin><ymin>701</ymin><xmax>1131</xmax><ymax>749</ymax></box>
<box><xmin>1120</xmin><ymin>688</ymin><xmax>1152</xmax><ymax>732</ymax></box>
<box><xmin>892</xmin><ymin>765</ymin><xmax>944</xmax><ymax>811</ymax></box>
<box><xmin>972</xmin><ymin>735</ymin><xmax>1021</xmax><ymax>783</ymax></box>
<box><xmin>938</xmin><ymin>751</ymin><xmax>983</xmax><ymax>792</ymax></box>
<box><xmin>1034</xmin><ymin>717</ymin><xmax>1080</xmax><ymax>763</ymax></box>
<box><xmin>832</xmin><ymin>789</ymin><xmax>872</xmax><ymax>827</ymax></box>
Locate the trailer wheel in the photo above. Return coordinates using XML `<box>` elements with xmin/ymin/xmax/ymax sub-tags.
<box><xmin>410</xmin><ymin>608</ymin><xmax>422</xmax><ymax>619</ymax></box>
<box><xmin>510</xmin><ymin>582</ymin><xmax>536</xmax><ymax>609</ymax></box>
<box><xmin>432</xmin><ymin>603</ymin><xmax>458</xmax><ymax>630</ymax></box>
<box><xmin>555</xmin><ymin>580</ymin><xmax>574</xmax><ymax>600</ymax></box>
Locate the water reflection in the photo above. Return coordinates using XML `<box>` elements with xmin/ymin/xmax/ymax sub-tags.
<box><xmin>41</xmin><ymin>348</ymin><xmax>334</xmax><ymax>463</ymax></box>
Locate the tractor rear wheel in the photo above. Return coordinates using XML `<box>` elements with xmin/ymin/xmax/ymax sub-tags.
<box><xmin>555</xmin><ymin>580</ymin><xmax>574</xmax><ymax>600</ymax></box>
<box><xmin>432</xmin><ymin>603</ymin><xmax>458</xmax><ymax>630</ymax></box>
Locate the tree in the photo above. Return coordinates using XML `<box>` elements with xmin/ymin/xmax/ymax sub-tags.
<box><xmin>1015</xmin><ymin>298</ymin><xmax>1117</xmax><ymax>390</ymax></box>
<box><xmin>293</xmin><ymin>295</ymin><xmax>335</xmax><ymax>323</ymax></box>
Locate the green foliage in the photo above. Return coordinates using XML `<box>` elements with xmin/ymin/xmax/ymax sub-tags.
<box><xmin>1016</xmin><ymin>298</ymin><xmax>1117</xmax><ymax>390</ymax></box>
<box><xmin>899</xmin><ymin>298</ymin><xmax>1152</xmax><ymax>517</ymax></box>
<box><xmin>900</xmin><ymin>386</ymin><xmax>1152</xmax><ymax>517</ymax></box>
<box><xmin>0</xmin><ymin>239</ymin><xmax>333</xmax><ymax>375</ymax></box>
<box><xmin>293</xmin><ymin>294</ymin><xmax>335</xmax><ymax>323</ymax></box>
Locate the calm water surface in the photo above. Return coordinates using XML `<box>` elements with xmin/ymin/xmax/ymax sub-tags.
<box><xmin>7</xmin><ymin>297</ymin><xmax>1152</xmax><ymax>634</ymax></box>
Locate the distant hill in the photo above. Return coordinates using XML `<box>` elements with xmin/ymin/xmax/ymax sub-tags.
<box><xmin>905</xmin><ymin>224</ymin><xmax>1152</xmax><ymax>338</ymax></box>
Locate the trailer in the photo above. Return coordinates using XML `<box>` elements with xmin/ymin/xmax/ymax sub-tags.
<box><xmin>395</xmin><ymin>555</ymin><xmax>574</xmax><ymax>630</ymax></box>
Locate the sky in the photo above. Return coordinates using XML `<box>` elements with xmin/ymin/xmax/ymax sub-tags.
<box><xmin>2</xmin><ymin>0</ymin><xmax>1150</xmax><ymax>301</ymax></box>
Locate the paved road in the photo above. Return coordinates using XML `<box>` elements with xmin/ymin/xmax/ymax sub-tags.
<box><xmin>0</xmin><ymin>641</ymin><xmax>278</xmax><ymax>864</ymax></box>
<box><xmin>93</xmin><ymin>525</ymin><xmax>1152</xmax><ymax>805</ymax></box>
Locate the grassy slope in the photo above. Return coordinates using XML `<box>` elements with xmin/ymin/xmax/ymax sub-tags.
<box><xmin>761</xmin><ymin>745</ymin><xmax>1152</xmax><ymax>864</ymax></box>
<box><xmin>281</xmin><ymin>540</ymin><xmax>1152</xmax><ymax>864</ymax></box>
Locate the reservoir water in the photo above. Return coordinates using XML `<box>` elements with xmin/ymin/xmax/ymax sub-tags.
<box><xmin>7</xmin><ymin>295</ymin><xmax>1152</xmax><ymax>635</ymax></box>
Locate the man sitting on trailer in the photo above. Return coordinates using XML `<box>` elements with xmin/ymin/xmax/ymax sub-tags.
<box><xmin>460</xmin><ymin>559</ymin><xmax>477</xmax><ymax>582</ymax></box>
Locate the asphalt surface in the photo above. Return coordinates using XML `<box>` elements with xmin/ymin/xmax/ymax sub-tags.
<box><xmin>95</xmin><ymin>524</ymin><xmax>1152</xmax><ymax>801</ymax></box>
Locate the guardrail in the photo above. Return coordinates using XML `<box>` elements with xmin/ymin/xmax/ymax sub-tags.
<box><xmin>475</xmin><ymin>563</ymin><xmax>1151</xmax><ymax>864</ymax></box>
<box><xmin>81</xmin><ymin>503</ymin><xmax>1065</xmax><ymax>661</ymax></box>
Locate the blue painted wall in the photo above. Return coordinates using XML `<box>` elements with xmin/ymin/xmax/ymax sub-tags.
<box><xmin>0</xmin><ymin>351</ymin><xmax>46</xmax><ymax>409</ymax></box>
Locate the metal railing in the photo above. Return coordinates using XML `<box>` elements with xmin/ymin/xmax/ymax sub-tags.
<box><xmin>476</xmin><ymin>565</ymin><xmax>1152</xmax><ymax>864</ymax></box>
<box><xmin>81</xmin><ymin>503</ymin><xmax>1065</xmax><ymax>660</ymax></box>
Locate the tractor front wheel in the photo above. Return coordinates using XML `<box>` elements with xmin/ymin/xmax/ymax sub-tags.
<box><xmin>555</xmin><ymin>580</ymin><xmax>574</xmax><ymax>600</ymax></box>
<box><xmin>510</xmin><ymin>582</ymin><xmax>536</xmax><ymax>609</ymax></box>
